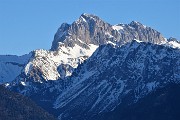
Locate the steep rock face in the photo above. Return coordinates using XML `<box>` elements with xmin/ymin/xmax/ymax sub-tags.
<box><xmin>127</xmin><ymin>21</ymin><xmax>164</xmax><ymax>43</ymax></box>
<box><xmin>51</xmin><ymin>13</ymin><xmax>166</xmax><ymax>51</ymax></box>
<box><xmin>51</xmin><ymin>13</ymin><xmax>113</xmax><ymax>50</ymax></box>
<box><xmin>0</xmin><ymin>53</ymin><xmax>31</xmax><ymax>84</ymax></box>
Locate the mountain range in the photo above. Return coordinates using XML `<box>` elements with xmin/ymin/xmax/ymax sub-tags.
<box><xmin>0</xmin><ymin>13</ymin><xmax>180</xmax><ymax>120</ymax></box>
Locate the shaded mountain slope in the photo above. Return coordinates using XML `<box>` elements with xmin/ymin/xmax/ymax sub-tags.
<box><xmin>52</xmin><ymin>40</ymin><xmax>180</xmax><ymax>120</ymax></box>
<box><xmin>97</xmin><ymin>83</ymin><xmax>180</xmax><ymax>120</ymax></box>
<box><xmin>10</xmin><ymin>40</ymin><xmax>180</xmax><ymax>120</ymax></box>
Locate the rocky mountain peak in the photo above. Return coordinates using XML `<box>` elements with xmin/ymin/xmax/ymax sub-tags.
<box><xmin>51</xmin><ymin>13</ymin><xmax>112</xmax><ymax>51</ymax></box>
<box><xmin>51</xmin><ymin>23</ymin><xmax>70</xmax><ymax>50</ymax></box>
<box><xmin>167</xmin><ymin>37</ymin><xmax>179</xmax><ymax>42</ymax></box>
<box><xmin>51</xmin><ymin>14</ymin><xmax>167</xmax><ymax>52</ymax></box>
<box><xmin>79</xmin><ymin>13</ymin><xmax>100</xmax><ymax>21</ymax></box>
<box><xmin>129</xmin><ymin>21</ymin><xmax>145</xmax><ymax>28</ymax></box>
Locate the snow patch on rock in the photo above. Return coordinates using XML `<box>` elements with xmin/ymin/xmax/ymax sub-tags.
<box><xmin>24</xmin><ymin>43</ymin><xmax>98</xmax><ymax>80</ymax></box>
<box><xmin>112</xmin><ymin>25</ymin><xmax>124</xmax><ymax>31</ymax></box>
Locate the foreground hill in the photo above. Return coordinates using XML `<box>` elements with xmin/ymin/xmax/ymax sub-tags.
<box><xmin>0</xmin><ymin>86</ymin><xmax>56</xmax><ymax>120</ymax></box>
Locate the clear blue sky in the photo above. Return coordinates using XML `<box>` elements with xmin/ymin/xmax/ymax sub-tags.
<box><xmin>0</xmin><ymin>0</ymin><xmax>179</xmax><ymax>55</ymax></box>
